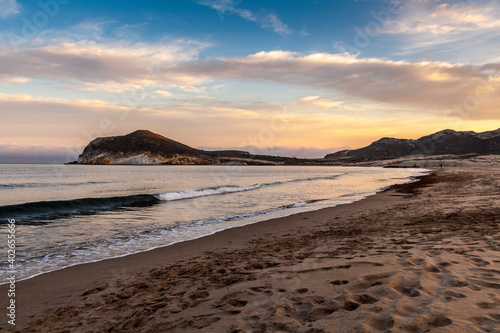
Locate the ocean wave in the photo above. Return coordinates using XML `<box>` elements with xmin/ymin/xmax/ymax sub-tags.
<box><xmin>262</xmin><ymin>174</ymin><xmax>343</xmax><ymax>187</ymax></box>
<box><xmin>154</xmin><ymin>184</ymin><xmax>261</xmax><ymax>201</ymax></box>
<box><xmin>0</xmin><ymin>181</ymin><xmax>112</xmax><ymax>189</ymax></box>
<box><xmin>280</xmin><ymin>199</ymin><xmax>327</xmax><ymax>209</ymax></box>
<box><xmin>0</xmin><ymin>184</ymin><xmax>262</xmax><ymax>221</ymax></box>
<box><xmin>0</xmin><ymin>194</ymin><xmax>159</xmax><ymax>221</ymax></box>
<box><xmin>0</xmin><ymin>182</ymin><xmax>49</xmax><ymax>189</ymax></box>
<box><xmin>0</xmin><ymin>174</ymin><xmax>342</xmax><ymax>221</ymax></box>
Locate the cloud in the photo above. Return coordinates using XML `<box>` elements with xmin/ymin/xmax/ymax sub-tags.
<box><xmin>170</xmin><ymin>51</ymin><xmax>500</xmax><ymax>120</ymax></box>
<box><xmin>0</xmin><ymin>39</ymin><xmax>211</xmax><ymax>92</ymax></box>
<box><xmin>2</xmin><ymin>32</ymin><xmax>500</xmax><ymax>121</ymax></box>
<box><xmin>0</xmin><ymin>90</ymin><xmax>418</xmax><ymax>150</ymax></box>
<box><xmin>2</xmin><ymin>89</ymin><xmax>498</xmax><ymax>156</ymax></box>
<box><xmin>199</xmin><ymin>0</ymin><xmax>293</xmax><ymax>36</ymax></box>
<box><xmin>0</xmin><ymin>93</ymin><xmax>135</xmax><ymax>149</ymax></box>
<box><xmin>153</xmin><ymin>90</ymin><xmax>173</xmax><ymax>98</ymax></box>
<box><xmin>384</xmin><ymin>0</ymin><xmax>500</xmax><ymax>35</ymax></box>
<box><xmin>380</xmin><ymin>0</ymin><xmax>500</xmax><ymax>57</ymax></box>
<box><xmin>0</xmin><ymin>92</ymin><xmax>130</xmax><ymax>110</ymax></box>
<box><xmin>0</xmin><ymin>0</ymin><xmax>21</xmax><ymax>19</ymax></box>
<box><xmin>297</xmin><ymin>96</ymin><xmax>355</xmax><ymax>110</ymax></box>
<box><xmin>3</xmin><ymin>36</ymin><xmax>500</xmax><ymax>121</ymax></box>
<box><xmin>0</xmin><ymin>76</ymin><xmax>29</xmax><ymax>84</ymax></box>
<box><xmin>113</xmin><ymin>22</ymin><xmax>149</xmax><ymax>40</ymax></box>
<box><xmin>38</xmin><ymin>19</ymin><xmax>150</xmax><ymax>42</ymax></box>
<box><xmin>0</xmin><ymin>144</ymin><xmax>82</xmax><ymax>163</ymax></box>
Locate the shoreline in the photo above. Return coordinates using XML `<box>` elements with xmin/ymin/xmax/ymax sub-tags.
<box><xmin>1</xmin><ymin>168</ymin><xmax>427</xmax><ymax>286</ymax></box>
<box><xmin>3</xmin><ymin>167</ymin><xmax>499</xmax><ymax>332</ymax></box>
<box><xmin>1</xmin><ymin>173</ymin><xmax>428</xmax><ymax>329</ymax></box>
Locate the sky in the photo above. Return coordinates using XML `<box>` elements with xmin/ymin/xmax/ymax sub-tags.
<box><xmin>1</xmin><ymin>0</ymin><xmax>500</xmax><ymax>163</ymax></box>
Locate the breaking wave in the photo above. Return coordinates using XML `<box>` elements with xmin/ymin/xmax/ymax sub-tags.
<box><xmin>155</xmin><ymin>184</ymin><xmax>260</xmax><ymax>201</ymax></box>
<box><xmin>0</xmin><ymin>174</ymin><xmax>343</xmax><ymax>221</ymax></box>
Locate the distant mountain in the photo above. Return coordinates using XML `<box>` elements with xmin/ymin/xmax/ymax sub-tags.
<box><xmin>324</xmin><ymin>129</ymin><xmax>500</xmax><ymax>162</ymax></box>
<box><xmin>77</xmin><ymin>128</ymin><xmax>500</xmax><ymax>166</ymax></box>
<box><xmin>77</xmin><ymin>130</ymin><xmax>297</xmax><ymax>165</ymax></box>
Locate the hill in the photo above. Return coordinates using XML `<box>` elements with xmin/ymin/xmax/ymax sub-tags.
<box><xmin>77</xmin><ymin>130</ymin><xmax>297</xmax><ymax>165</ymax></box>
<box><xmin>77</xmin><ymin>128</ymin><xmax>500</xmax><ymax>166</ymax></box>
<box><xmin>324</xmin><ymin>129</ymin><xmax>500</xmax><ymax>163</ymax></box>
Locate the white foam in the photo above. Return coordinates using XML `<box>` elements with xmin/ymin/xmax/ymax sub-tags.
<box><xmin>155</xmin><ymin>184</ymin><xmax>261</xmax><ymax>201</ymax></box>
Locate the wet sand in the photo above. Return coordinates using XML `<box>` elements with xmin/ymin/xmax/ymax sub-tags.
<box><xmin>3</xmin><ymin>167</ymin><xmax>500</xmax><ymax>332</ymax></box>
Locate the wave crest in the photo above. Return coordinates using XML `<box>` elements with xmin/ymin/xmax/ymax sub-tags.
<box><xmin>155</xmin><ymin>184</ymin><xmax>261</xmax><ymax>201</ymax></box>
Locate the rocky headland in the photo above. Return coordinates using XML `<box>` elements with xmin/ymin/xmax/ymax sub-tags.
<box><xmin>76</xmin><ymin>129</ymin><xmax>500</xmax><ymax>166</ymax></box>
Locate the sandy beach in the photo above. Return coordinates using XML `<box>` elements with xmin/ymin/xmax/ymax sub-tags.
<box><xmin>2</xmin><ymin>167</ymin><xmax>499</xmax><ymax>332</ymax></box>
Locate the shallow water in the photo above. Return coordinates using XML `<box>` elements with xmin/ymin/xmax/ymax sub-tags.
<box><xmin>0</xmin><ymin>164</ymin><xmax>427</xmax><ymax>282</ymax></box>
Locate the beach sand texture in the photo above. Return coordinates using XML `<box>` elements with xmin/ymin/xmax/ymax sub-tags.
<box><xmin>7</xmin><ymin>167</ymin><xmax>500</xmax><ymax>332</ymax></box>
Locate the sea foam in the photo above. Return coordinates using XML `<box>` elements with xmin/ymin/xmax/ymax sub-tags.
<box><xmin>154</xmin><ymin>184</ymin><xmax>261</xmax><ymax>201</ymax></box>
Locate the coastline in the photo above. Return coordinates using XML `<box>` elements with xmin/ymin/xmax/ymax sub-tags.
<box><xmin>0</xmin><ymin>167</ymin><xmax>425</xmax><ymax>286</ymax></box>
<box><xmin>3</xmin><ymin>167</ymin><xmax>499</xmax><ymax>332</ymax></box>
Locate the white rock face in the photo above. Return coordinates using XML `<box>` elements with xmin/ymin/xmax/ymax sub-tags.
<box><xmin>114</xmin><ymin>154</ymin><xmax>162</xmax><ymax>165</ymax></box>
<box><xmin>77</xmin><ymin>151</ymin><xmax>109</xmax><ymax>164</ymax></box>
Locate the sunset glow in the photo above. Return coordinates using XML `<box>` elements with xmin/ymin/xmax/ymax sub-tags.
<box><xmin>1</xmin><ymin>0</ymin><xmax>500</xmax><ymax>162</ymax></box>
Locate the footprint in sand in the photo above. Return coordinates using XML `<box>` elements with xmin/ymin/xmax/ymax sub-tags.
<box><xmin>226</xmin><ymin>298</ymin><xmax>248</xmax><ymax>307</ymax></box>
<box><xmin>330</xmin><ymin>280</ymin><xmax>349</xmax><ymax>285</ymax></box>
<box><xmin>469</xmin><ymin>256</ymin><xmax>491</xmax><ymax>267</ymax></box>
<box><xmin>389</xmin><ymin>275</ymin><xmax>421</xmax><ymax>297</ymax></box>
<box><xmin>215</xmin><ymin>292</ymin><xmax>250</xmax><ymax>311</ymax></box>
<box><xmin>356</xmin><ymin>272</ymin><xmax>394</xmax><ymax>289</ymax></box>
<box><xmin>363</xmin><ymin>313</ymin><xmax>395</xmax><ymax>331</ymax></box>
<box><xmin>400</xmin><ymin>313</ymin><xmax>453</xmax><ymax>332</ymax></box>
<box><xmin>475</xmin><ymin>296</ymin><xmax>500</xmax><ymax>310</ymax></box>
<box><xmin>444</xmin><ymin>290</ymin><xmax>466</xmax><ymax>302</ymax></box>
<box><xmin>448</xmin><ymin>276</ymin><xmax>469</xmax><ymax>288</ymax></box>
<box><xmin>295</xmin><ymin>288</ymin><xmax>308</xmax><ymax>294</ymax></box>
<box><xmin>306</xmin><ymin>302</ymin><xmax>339</xmax><ymax>321</ymax></box>
<box><xmin>191</xmin><ymin>316</ymin><xmax>221</xmax><ymax>329</ymax></box>
<box><xmin>406</xmin><ymin>257</ymin><xmax>425</xmax><ymax>267</ymax></box>
<box><xmin>467</xmin><ymin>315</ymin><xmax>500</xmax><ymax>330</ymax></box>
<box><xmin>472</xmin><ymin>268</ymin><xmax>500</xmax><ymax>278</ymax></box>
<box><xmin>347</xmin><ymin>293</ymin><xmax>379</xmax><ymax>305</ymax></box>
<box><xmin>342</xmin><ymin>300</ymin><xmax>360</xmax><ymax>311</ymax></box>
<box><xmin>247</xmin><ymin>285</ymin><xmax>274</xmax><ymax>296</ymax></box>
<box><xmin>422</xmin><ymin>264</ymin><xmax>440</xmax><ymax>273</ymax></box>
<box><xmin>468</xmin><ymin>277</ymin><xmax>500</xmax><ymax>290</ymax></box>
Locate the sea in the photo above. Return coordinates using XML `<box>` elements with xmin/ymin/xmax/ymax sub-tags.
<box><xmin>0</xmin><ymin>164</ymin><xmax>428</xmax><ymax>283</ymax></box>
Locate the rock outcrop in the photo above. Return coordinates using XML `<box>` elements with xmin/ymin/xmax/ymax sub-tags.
<box><xmin>77</xmin><ymin>130</ymin><xmax>287</xmax><ymax>165</ymax></box>
<box><xmin>77</xmin><ymin>130</ymin><xmax>214</xmax><ymax>165</ymax></box>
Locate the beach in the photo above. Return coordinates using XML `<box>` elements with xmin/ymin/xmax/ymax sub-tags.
<box><xmin>3</xmin><ymin>166</ymin><xmax>499</xmax><ymax>332</ymax></box>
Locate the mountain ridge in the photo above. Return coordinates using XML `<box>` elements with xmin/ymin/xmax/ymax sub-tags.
<box><xmin>324</xmin><ymin>128</ymin><xmax>500</xmax><ymax>162</ymax></box>
<box><xmin>76</xmin><ymin>128</ymin><xmax>500</xmax><ymax>165</ymax></box>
